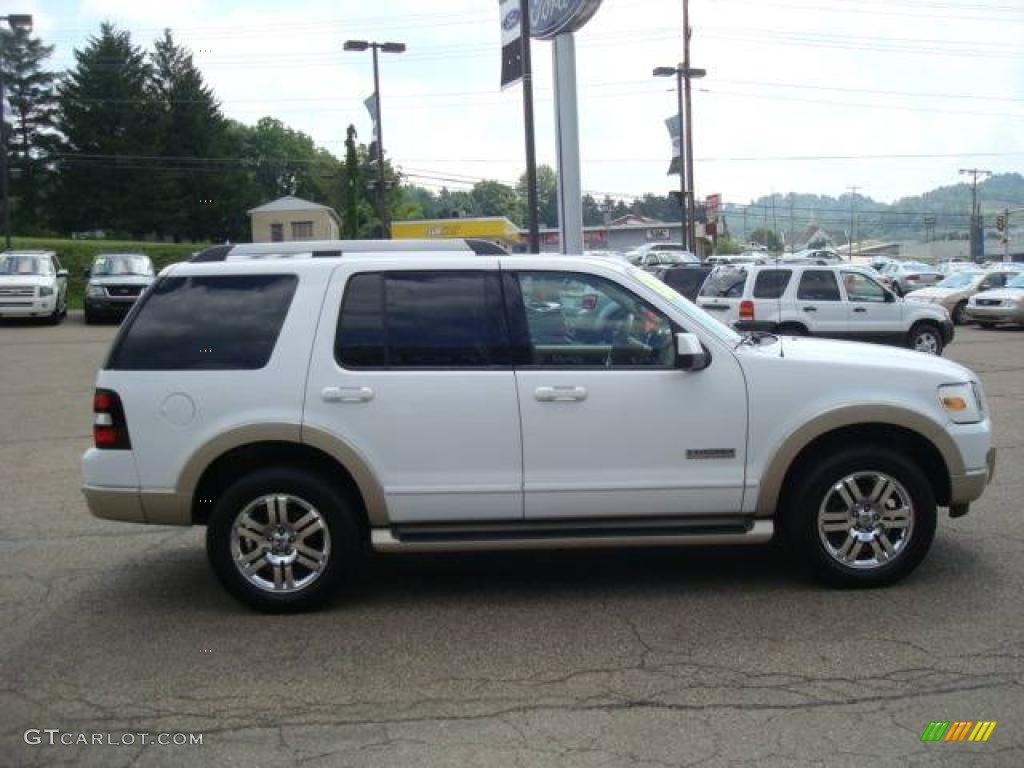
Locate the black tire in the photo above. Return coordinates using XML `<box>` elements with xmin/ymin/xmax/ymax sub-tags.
<box><xmin>907</xmin><ymin>322</ymin><xmax>944</xmax><ymax>355</ymax></box>
<box><xmin>46</xmin><ymin>303</ymin><xmax>63</xmax><ymax>325</ymax></box>
<box><xmin>952</xmin><ymin>301</ymin><xmax>967</xmax><ymax>326</ymax></box>
<box><xmin>777</xmin><ymin>323</ymin><xmax>808</xmax><ymax>337</ymax></box>
<box><xmin>783</xmin><ymin>446</ymin><xmax>936</xmax><ymax>588</ymax></box>
<box><xmin>978</xmin><ymin>322</ymin><xmax>997</xmax><ymax>329</ymax></box>
<box><xmin>206</xmin><ymin>467</ymin><xmax>363</xmax><ymax>613</ymax></box>
<box><xmin>83</xmin><ymin>309</ymin><xmax>95</xmax><ymax>325</ymax></box>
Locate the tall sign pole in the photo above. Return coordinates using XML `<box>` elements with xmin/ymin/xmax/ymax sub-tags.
<box><xmin>529</xmin><ymin>0</ymin><xmax>604</xmax><ymax>255</ymax></box>
<box><xmin>682</xmin><ymin>0</ymin><xmax>697</xmax><ymax>254</ymax></box>
<box><xmin>520</xmin><ymin>1</ymin><xmax>540</xmax><ymax>253</ymax></box>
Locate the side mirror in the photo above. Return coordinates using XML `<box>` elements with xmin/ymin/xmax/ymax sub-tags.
<box><xmin>57</xmin><ymin>269</ymin><xmax>68</xmax><ymax>278</ymax></box>
<box><xmin>83</xmin><ymin>268</ymin><xmax>91</xmax><ymax>278</ymax></box>
<box><xmin>676</xmin><ymin>333</ymin><xmax>709</xmax><ymax>371</ymax></box>
<box><xmin>884</xmin><ymin>290</ymin><xmax>897</xmax><ymax>303</ymax></box>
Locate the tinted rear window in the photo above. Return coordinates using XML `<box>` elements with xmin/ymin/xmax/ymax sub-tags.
<box><xmin>699</xmin><ymin>267</ymin><xmax>747</xmax><ymax>298</ymax></box>
<box><xmin>335</xmin><ymin>271</ymin><xmax>507</xmax><ymax>368</ymax></box>
<box><xmin>661</xmin><ymin>268</ymin><xmax>711</xmax><ymax>299</ymax></box>
<box><xmin>107</xmin><ymin>274</ymin><xmax>297</xmax><ymax>370</ymax></box>
<box><xmin>797</xmin><ymin>270</ymin><xmax>841</xmax><ymax>301</ymax></box>
<box><xmin>753</xmin><ymin>269</ymin><xmax>792</xmax><ymax>299</ymax></box>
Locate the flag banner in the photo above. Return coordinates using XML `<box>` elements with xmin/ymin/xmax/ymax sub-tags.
<box><xmin>364</xmin><ymin>94</ymin><xmax>380</xmax><ymax>161</ymax></box>
<box><xmin>500</xmin><ymin>0</ymin><xmax>524</xmax><ymax>89</ymax></box>
<box><xmin>666</xmin><ymin>114</ymin><xmax>682</xmax><ymax>175</ymax></box>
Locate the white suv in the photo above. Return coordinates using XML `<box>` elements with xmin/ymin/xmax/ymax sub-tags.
<box><xmin>82</xmin><ymin>240</ymin><xmax>995</xmax><ymax>612</ymax></box>
<box><xmin>697</xmin><ymin>264</ymin><xmax>954</xmax><ymax>355</ymax></box>
<box><xmin>0</xmin><ymin>250</ymin><xmax>69</xmax><ymax>323</ymax></box>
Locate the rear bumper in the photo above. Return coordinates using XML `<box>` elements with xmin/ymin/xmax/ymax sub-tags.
<box><xmin>83</xmin><ymin>485</ymin><xmax>191</xmax><ymax>526</ymax></box>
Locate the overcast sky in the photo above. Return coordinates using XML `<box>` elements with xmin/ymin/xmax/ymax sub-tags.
<box><xmin>21</xmin><ymin>0</ymin><xmax>1024</xmax><ymax>205</ymax></box>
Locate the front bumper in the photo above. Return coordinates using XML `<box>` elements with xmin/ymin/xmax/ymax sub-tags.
<box><xmin>0</xmin><ymin>296</ymin><xmax>56</xmax><ymax>317</ymax></box>
<box><xmin>84</xmin><ymin>296</ymin><xmax>139</xmax><ymax>315</ymax></box>
<box><xmin>965</xmin><ymin>305</ymin><xmax>1024</xmax><ymax>324</ymax></box>
<box><xmin>949</xmin><ymin>447</ymin><xmax>997</xmax><ymax>506</ymax></box>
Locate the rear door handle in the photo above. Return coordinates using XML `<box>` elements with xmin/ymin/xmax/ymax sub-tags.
<box><xmin>321</xmin><ymin>386</ymin><xmax>374</xmax><ymax>403</ymax></box>
<box><xmin>853</xmin><ymin>307</ymin><xmax>867</xmax><ymax>313</ymax></box>
<box><xmin>535</xmin><ymin>386</ymin><xmax>587</xmax><ymax>403</ymax></box>
<box><xmin>803</xmin><ymin>306</ymin><xmax>818</xmax><ymax>312</ymax></box>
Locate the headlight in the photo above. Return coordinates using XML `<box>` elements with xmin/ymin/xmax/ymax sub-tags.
<box><xmin>86</xmin><ymin>285</ymin><xmax>106</xmax><ymax>298</ymax></box>
<box><xmin>938</xmin><ymin>383</ymin><xmax>983</xmax><ymax>424</ymax></box>
<box><xmin>38</xmin><ymin>286</ymin><xmax>54</xmax><ymax>297</ymax></box>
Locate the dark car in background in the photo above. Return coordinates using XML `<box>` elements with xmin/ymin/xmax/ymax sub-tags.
<box><xmin>649</xmin><ymin>264</ymin><xmax>714</xmax><ymax>301</ymax></box>
<box><xmin>84</xmin><ymin>253</ymin><xmax>155</xmax><ymax>324</ymax></box>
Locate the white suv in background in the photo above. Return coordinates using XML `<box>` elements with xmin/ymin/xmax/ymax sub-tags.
<box><xmin>696</xmin><ymin>264</ymin><xmax>954</xmax><ymax>355</ymax></box>
<box><xmin>0</xmin><ymin>250</ymin><xmax>69</xmax><ymax>323</ymax></box>
<box><xmin>82</xmin><ymin>240</ymin><xmax>993</xmax><ymax>612</ymax></box>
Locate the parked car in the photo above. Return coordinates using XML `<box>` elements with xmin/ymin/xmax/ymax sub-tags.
<box><xmin>82</xmin><ymin>241</ymin><xmax>994</xmax><ymax>611</ymax></box>
<box><xmin>627</xmin><ymin>244</ymin><xmax>700</xmax><ymax>269</ymax></box>
<box><xmin>965</xmin><ymin>271</ymin><xmax>1024</xmax><ymax>328</ymax></box>
<box><xmin>905</xmin><ymin>269</ymin><xmax>1017</xmax><ymax>325</ymax></box>
<box><xmin>650</xmin><ymin>264</ymin><xmax>714</xmax><ymax>301</ymax></box>
<box><xmin>937</xmin><ymin>260</ymin><xmax>978</xmax><ymax>274</ymax></box>
<box><xmin>0</xmin><ymin>250</ymin><xmax>68</xmax><ymax>324</ymax></box>
<box><xmin>696</xmin><ymin>264</ymin><xmax>954</xmax><ymax>354</ymax></box>
<box><xmin>84</xmin><ymin>253</ymin><xmax>156</xmax><ymax>324</ymax></box>
<box><xmin>878</xmin><ymin>261</ymin><xmax>944</xmax><ymax>296</ymax></box>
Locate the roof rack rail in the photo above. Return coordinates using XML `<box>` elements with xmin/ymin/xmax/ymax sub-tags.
<box><xmin>189</xmin><ymin>239</ymin><xmax>509</xmax><ymax>262</ymax></box>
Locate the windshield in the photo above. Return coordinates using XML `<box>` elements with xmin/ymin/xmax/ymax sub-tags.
<box><xmin>629</xmin><ymin>266</ymin><xmax>742</xmax><ymax>344</ymax></box>
<box><xmin>699</xmin><ymin>267</ymin><xmax>747</xmax><ymax>298</ymax></box>
<box><xmin>0</xmin><ymin>254</ymin><xmax>51</xmax><ymax>276</ymax></box>
<box><xmin>92</xmin><ymin>254</ymin><xmax>154</xmax><ymax>277</ymax></box>
<box><xmin>937</xmin><ymin>272</ymin><xmax>981</xmax><ymax>288</ymax></box>
<box><xmin>1008</xmin><ymin>273</ymin><xmax>1024</xmax><ymax>289</ymax></box>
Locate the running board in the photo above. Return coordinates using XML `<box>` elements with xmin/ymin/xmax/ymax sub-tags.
<box><xmin>371</xmin><ymin>518</ymin><xmax>773</xmax><ymax>553</ymax></box>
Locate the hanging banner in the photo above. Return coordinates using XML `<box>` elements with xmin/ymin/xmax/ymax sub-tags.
<box><xmin>364</xmin><ymin>93</ymin><xmax>380</xmax><ymax>161</ymax></box>
<box><xmin>500</xmin><ymin>0</ymin><xmax>524</xmax><ymax>89</ymax></box>
<box><xmin>666</xmin><ymin>114</ymin><xmax>682</xmax><ymax>176</ymax></box>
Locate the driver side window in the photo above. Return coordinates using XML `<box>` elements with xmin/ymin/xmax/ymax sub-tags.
<box><xmin>513</xmin><ymin>272</ymin><xmax>676</xmax><ymax>368</ymax></box>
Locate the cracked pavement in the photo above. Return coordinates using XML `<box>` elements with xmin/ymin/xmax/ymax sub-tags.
<box><xmin>1</xmin><ymin>315</ymin><xmax>1022</xmax><ymax>767</ymax></box>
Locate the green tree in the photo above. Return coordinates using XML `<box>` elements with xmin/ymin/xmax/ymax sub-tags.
<box><xmin>518</xmin><ymin>165</ymin><xmax>558</xmax><ymax>227</ymax></box>
<box><xmin>0</xmin><ymin>24</ymin><xmax>58</xmax><ymax>232</ymax></box>
<box><xmin>151</xmin><ymin>30</ymin><xmax>230</xmax><ymax>241</ymax></box>
<box><xmin>55</xmin><ymin>23</ymin><xmax>156</xmax><ymax>236</ymax></box>
<box><xmin>341</xmin><ymin>124</ymin><xmax>362</xmax><ymax>238</ymax></box>
<box><xmin>582</xmin><ymin>194</ymin><xmax>603</xmax><ymax>226</ymax></box>
<box><xmin>470</xmin><ymin>179</ymin><xmax>520</xmax><ymax>222</ymax></box>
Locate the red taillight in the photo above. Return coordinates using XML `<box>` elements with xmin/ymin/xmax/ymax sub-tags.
<box><xmin>739</xmin><ymin>300</ymin><xmax>755</xmax><ymax>321</ymax></box>
<box><xmin>93</xmin><ymin>388</ymin><xmax>131</xmax><ymax>450</ymax></box>
<box><xmin>907</xmin><ymin>275</ymin><xmax>919</xmax><ymax>282</ymax></box>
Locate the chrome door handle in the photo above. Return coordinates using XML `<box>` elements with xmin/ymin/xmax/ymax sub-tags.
<box><xmin>853</xmin><ymin>307</ymin><xmax>867</xmax><ymax>313</ymax></box>
<box><xmin>535</xmin><ymin>386</ymin><xmax>587</xmax><ymax>402</ymax></box>
<box><xmin>803</xmin><ymin>306</ymin><xmax>817</xmax><ymax>312</ymax></box>
<box><xmin>321</xmin><ymin>386</ymin><xmax>374</xmax><ymax>403</ymax></box>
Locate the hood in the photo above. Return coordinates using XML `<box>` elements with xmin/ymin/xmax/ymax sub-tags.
<box><xmin>906</xmin><ymin>287</ymin><xmax>957</xmax><ymax>300</ymax></box>
<box><xmin>88</xmin><ymin>275</ymin><xmax>153</xmax><ymax>287</ymax></box>
<box><xmin>0</xmin><ymin>274</ymin><xmax>52</xmax><ymax>289</ymax></box>
<box><xmin>741</xmin><ymin>335</ymin><xmax>973</xmax><ymax>380</ymax></box>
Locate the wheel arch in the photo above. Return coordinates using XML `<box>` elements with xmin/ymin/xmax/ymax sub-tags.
<box><xmin>178</xmin><ymin>424</ymin><xmax>387</xmax><ymax>528</ymax></box>
<box><xmin>757</xmin><ymin>406</ymin><xmax>961</xmax><ymax>517</ymax></box>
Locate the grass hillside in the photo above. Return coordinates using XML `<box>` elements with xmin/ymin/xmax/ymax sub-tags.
<box><xmin>9</xmin><ymin>237</ymin><xmax>208</xmax><ymax>308</ymax></box>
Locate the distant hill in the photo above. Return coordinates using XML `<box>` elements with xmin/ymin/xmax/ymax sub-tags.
<box><xmin>725</xmin><ymin>172</ymin><xmax>1024</xmax><ymax>244</ymax></box>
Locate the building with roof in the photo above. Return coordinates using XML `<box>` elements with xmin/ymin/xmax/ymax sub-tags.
<box><xmin>249</xmin><ymin>196</ymin><xmax>342</xmax><ymax>243</ymax></box>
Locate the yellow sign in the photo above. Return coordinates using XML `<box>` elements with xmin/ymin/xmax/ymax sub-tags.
<box><xmin>392</xmin><ymin>217</ymin><xmax>521</xmax><ymax>244</ymax></box>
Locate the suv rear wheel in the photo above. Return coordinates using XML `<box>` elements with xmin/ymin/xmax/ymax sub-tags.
<box><xmin>908</xmin><ymin>322</ymin><xmax>944</xmax><ymax>355</ymax></box>
<box><xmin>206</xmin><ymin>467</ymin><xmax>361</xmax><ymax>612</ymax></box>
<box><xmin>784</xmin><ymin>447</ymin><xmax>936</xmax><ymax>587</ymax></box>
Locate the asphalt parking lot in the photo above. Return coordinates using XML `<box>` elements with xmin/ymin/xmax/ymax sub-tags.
<box><xmin>2</xmin><ymin>314</ymin><xmax>1022</xmax><ymax>767</ymax></box>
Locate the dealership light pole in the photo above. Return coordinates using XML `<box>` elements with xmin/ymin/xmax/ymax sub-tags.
<box><xmin>344</xmin><ymin>39</ymin><xmax>405</xmax><ymax>239</ymax></box>
<box><xmin>654</xmin><ymin>60</ymin><xmax>705</xmax><ymax>253</ymax></box>
<box><xmin>0</xmin><ymin>14</ymin><xmax>33</xmax><ymax>251</ymax></box>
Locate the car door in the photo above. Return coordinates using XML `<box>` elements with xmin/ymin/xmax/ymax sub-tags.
<box><xmin>794</xmin><ymin>269</ymin><xmax>847</xmax><ymax>337</ymax></box>
<box><xmin>304</xmin><ymin>261</ymin><xmax>524</xmax><ymax>523</ymax></box>
<box><xmin>506</xmin><ymin>266</ymin><xmax>747</xmax><ymax>520</ymax></box>
<box><xmin>840</xmin><ymin>270</ymin><xmax>903</xmax><ymax>339</ymax></box>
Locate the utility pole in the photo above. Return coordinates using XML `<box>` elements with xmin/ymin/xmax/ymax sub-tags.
<box><xmin>682</xmin><ymin>0</ymin><xmax>698</xmax><ymax>256</ymax></box>
<box><xmin>1005</xmin><ymin>207</ymin><xmax>1011</xmax><ymax>263</ymax></box>
<box><xmin>788</xmin><ymin>196</ymin><xmax>794</xmax><ymax>254</ymax></box>
<box><xmin>847</xmin><ymin>186</ymin><xmax>860</xmax><ymax>260</ymax></box>
<box><xmin>959</xmin><ymin>168</ymin><xmax>991</xmax><ymax>262</ymax></box>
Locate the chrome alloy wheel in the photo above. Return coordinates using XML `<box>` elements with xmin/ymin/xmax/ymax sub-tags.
<box><xmin>913</xmin><ymin>329</ymin><xmax>940</xmax><ymax>354</ymax></box>
<box><xmin>817</xmin><ymin>472</ymin><xmax>914</xmax><ymax>570</ymax></box>
<box><xmin>230</xmin><ymin>494</ymin><xmax>331</xmax><ymax>593</ymax></box>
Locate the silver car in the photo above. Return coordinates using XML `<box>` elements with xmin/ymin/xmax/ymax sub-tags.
<box><xmin>880</xmin><ymin>261</ymin><xmax>945</xmax><ymax>297</ymax></box>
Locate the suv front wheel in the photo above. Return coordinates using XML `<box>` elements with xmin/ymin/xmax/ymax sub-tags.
<box><xmin>784</xmin><ymin>447</ymin><xmax>936</xmax><ymax>588</ymax></box>
<box><xmin>206</xmin><ymin>468</ymin><xmax>361</xmax><ymax>612</ymax></box>
<box><xmin>908</xmin><ymin>322</ymin><xmax>944</xmax><ymax>355</ymax></box>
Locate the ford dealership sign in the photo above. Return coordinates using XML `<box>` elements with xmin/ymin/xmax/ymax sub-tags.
<box><xmin>530</xmin><ymin>0</ymin><xmax>604</xmax><ymax>40</ymax></box>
